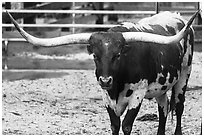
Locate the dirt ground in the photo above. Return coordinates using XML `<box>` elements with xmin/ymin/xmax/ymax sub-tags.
<box><xmin>2</xmin><ymin>52</ymin><xmax>202</xmax><ymax>135</ymax></box>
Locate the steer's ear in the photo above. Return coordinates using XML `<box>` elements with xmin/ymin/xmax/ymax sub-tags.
<box><xmin>87</xmin><ymin>45</ymin><xmax>93</xmax><ymax>55</ymax></box>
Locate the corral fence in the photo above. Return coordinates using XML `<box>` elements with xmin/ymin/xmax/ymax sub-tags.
<box><xmin>2</xmin><ymin>2</ymin><xmax>202</xmax><ymax>71</ymax></box>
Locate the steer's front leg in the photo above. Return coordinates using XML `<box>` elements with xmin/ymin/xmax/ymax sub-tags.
<box><xmin>122</xmin><ymin>102</ymin><xmax>142</xmax><ymax>135</ymax></box>
<box><xmin>121</xmin><ymin>80</ymin><xmax>147</xmax><ymax>134</ymax></box>
<box><xmin>106</xmin><ymin>106</ymin><xmax>121</xmax><ymax>135</ymax></box>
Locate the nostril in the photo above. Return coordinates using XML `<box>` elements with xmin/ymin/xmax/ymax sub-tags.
<box><xmin>99</xmin><ymin>76</ymin><xmax>113</xmax><ymax>85</ymax></box>
<box><xmin>107</xmin><ymin>76</ymin><xmax>113</xmax><ymax>85</ymax></box>
<box><xmin>99</xmin><ymin>76</ymin><xmax>104</xmax><ymax>85</ymax></box>
<box><xmin>99</xmin><ymin>76</ymin><xmax>103</xmax><ymax>83</ymax></box>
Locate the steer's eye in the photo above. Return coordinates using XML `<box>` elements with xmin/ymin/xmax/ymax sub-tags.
<box><xmin>116</xmin><ymin>53</ymin><xmax>121</xmax><ymax>59</ymax></box>
<box><xmin>93</xmin><ymin>54</ymin><xmax>97</xmax><ymax>59</ymax></box>
<box><xmin>113</xmin><ymin>53</ymin><xmax>121</xmax><ymax>61</ymax></box>
<box><xmin>116</xmin><ymin>53</ymin><xmax>121</xmax><ymax>58</ymax></box>
<box><xmin>93</xmin><ymin>54</ymin><xmax>100</xmax><ymax>61</ymax></box>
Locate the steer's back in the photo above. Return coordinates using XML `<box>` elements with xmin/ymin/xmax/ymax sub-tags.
<box><xmin>109</xmin><ymin>11</ymin><xmax>194</xmax><ymax>69</ymax></box>
<box><xmin>108</xmin><ymin>11</ymin><xmax>194</xmax><ymax>97</ymax></box>
<box><xmin>110</xmin><ymin>11</ymin><xmax>191</xmax><ymax>36</ymax></box>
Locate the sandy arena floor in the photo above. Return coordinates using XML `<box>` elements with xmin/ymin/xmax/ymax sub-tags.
<box><xmin>2</xmin><ymin>52</ymin><xmax>202</xmax><ymax>135</ymax></box>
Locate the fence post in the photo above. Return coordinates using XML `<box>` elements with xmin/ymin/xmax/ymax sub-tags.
<box><xmin>5</xmin><ymin>2</ymin><xmax>11</xmax><ymax>31</ymax></box>
<box><xmin>155</xmin><ymin>2</ymin><xmax>159</xmax><ymax>14</ymax></box>
<box><xmin>3</xmin><ymin>40</ymin><xmax>8</xmax><ymax>70</ymax></box>
<box><xmin>72</xmin><ymin>2</ymin><xmax>76</xmax><ymax>34</ymax></box>
<box><xmin>24</xmin><ymin>2</ymin><xmax>37</xmax><ymax>31</ymax></box>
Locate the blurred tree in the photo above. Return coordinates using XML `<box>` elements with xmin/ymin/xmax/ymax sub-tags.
<box><xmin>5</xmin><ymin>2</ymin><xmax>11</xmax><ymax>31</ymax></box>
<box><xmin>107</xmin><ymin>3</ymin><xmax>118</xmax><ymax>23</ymax></box>
<box><xmin>24</xmin><ymin>2</ymin><xmax>40</xmax><ymax>31</ymax></box>
<box><xmin>92</xmin><ymin>2</ymin><xmax>104</xmax><ymax>25</ymax></box>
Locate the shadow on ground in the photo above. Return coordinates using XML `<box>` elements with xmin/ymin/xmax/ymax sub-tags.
<box><xmin>2</xmin><ymin>71</ymin><xmax>70</xmax><ymax>81</ymax></box>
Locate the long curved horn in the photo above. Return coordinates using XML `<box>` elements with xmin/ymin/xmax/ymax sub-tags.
<box><xmin>7</xmin><ymin>11</ymin><xmax>92</xmax><ymax>47</ymax></box>
<box><xmin>122</xmin><ymin>10</ymin><xmax>200</xmax><ymax>44</ymax></box>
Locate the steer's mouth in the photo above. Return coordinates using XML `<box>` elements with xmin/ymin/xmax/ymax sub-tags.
<box><xmin>100</xmin><ymin>85</ymin><xmax>112</xmax><ymax>90</ymax></box>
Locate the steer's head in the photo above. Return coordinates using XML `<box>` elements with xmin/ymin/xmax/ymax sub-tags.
<box><xmin>88</xmin><ymin>32</ymin><xmax>126</xmax><ymax>90</ymax></box>
<box><xmin>6</xmin><ymin>10</ymin><xmax>199</xmax><ymax>90</ymax></box>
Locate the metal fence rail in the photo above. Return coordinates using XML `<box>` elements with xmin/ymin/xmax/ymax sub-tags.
<box><xmin>2</xmin><ymin>2</ymin><xmax>202</xmax><ymax>70</ymax></box>
<box><xmin>2</xmin><ymin>9</ymin><xmax>200</xmax><ymax>29</ymax></box>
<box><xmin>2</xmin><ymin>23</ymin><xmax>118</xmax><ymax>28</ymax></box>
<box><xmin>2</xmin><ymin>23</ymin><xmax>202</xmax><ymax>29</ymax></box>
<box><xmin>2</xmin><ymin>9</ymin><xmax>157</xmax><ymax>15</ymax></box>
<box><xmin>2</xmin><ymin>3</ymin><xmax>201</xmax><ymax>32</ymax></box>
<box><xmin>2</xmin><ymin>9</ymin><xmax>156</xmax><ymax>29</ymax></box>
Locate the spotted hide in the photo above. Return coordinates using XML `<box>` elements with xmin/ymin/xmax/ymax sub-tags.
<box><xmin>92</xmin><ymin>12</ymin><xmax>194</xmax><ymax>135</ymax></box>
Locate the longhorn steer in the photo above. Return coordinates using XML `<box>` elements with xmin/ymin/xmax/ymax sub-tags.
<box><xmin>7</xmin><ymin>11</ymin><xmax>199</xmax><ymax>135</ymax></box>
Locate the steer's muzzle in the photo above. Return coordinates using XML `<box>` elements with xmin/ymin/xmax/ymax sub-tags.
<box><xmin>99</xmin><ymin>76</ymin><xmax>113</xmax><ymax>90</ymax></box>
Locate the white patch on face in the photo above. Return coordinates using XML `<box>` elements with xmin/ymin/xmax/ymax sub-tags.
<box><xmin>104</xmin><ymin>42</ymin><xmax>109</xmax><ymax>47</ymax></box>
<box><xmin>103</xmin><ymin>42</ymin><xmax>110</xmax><ymax>55</ymax></box>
